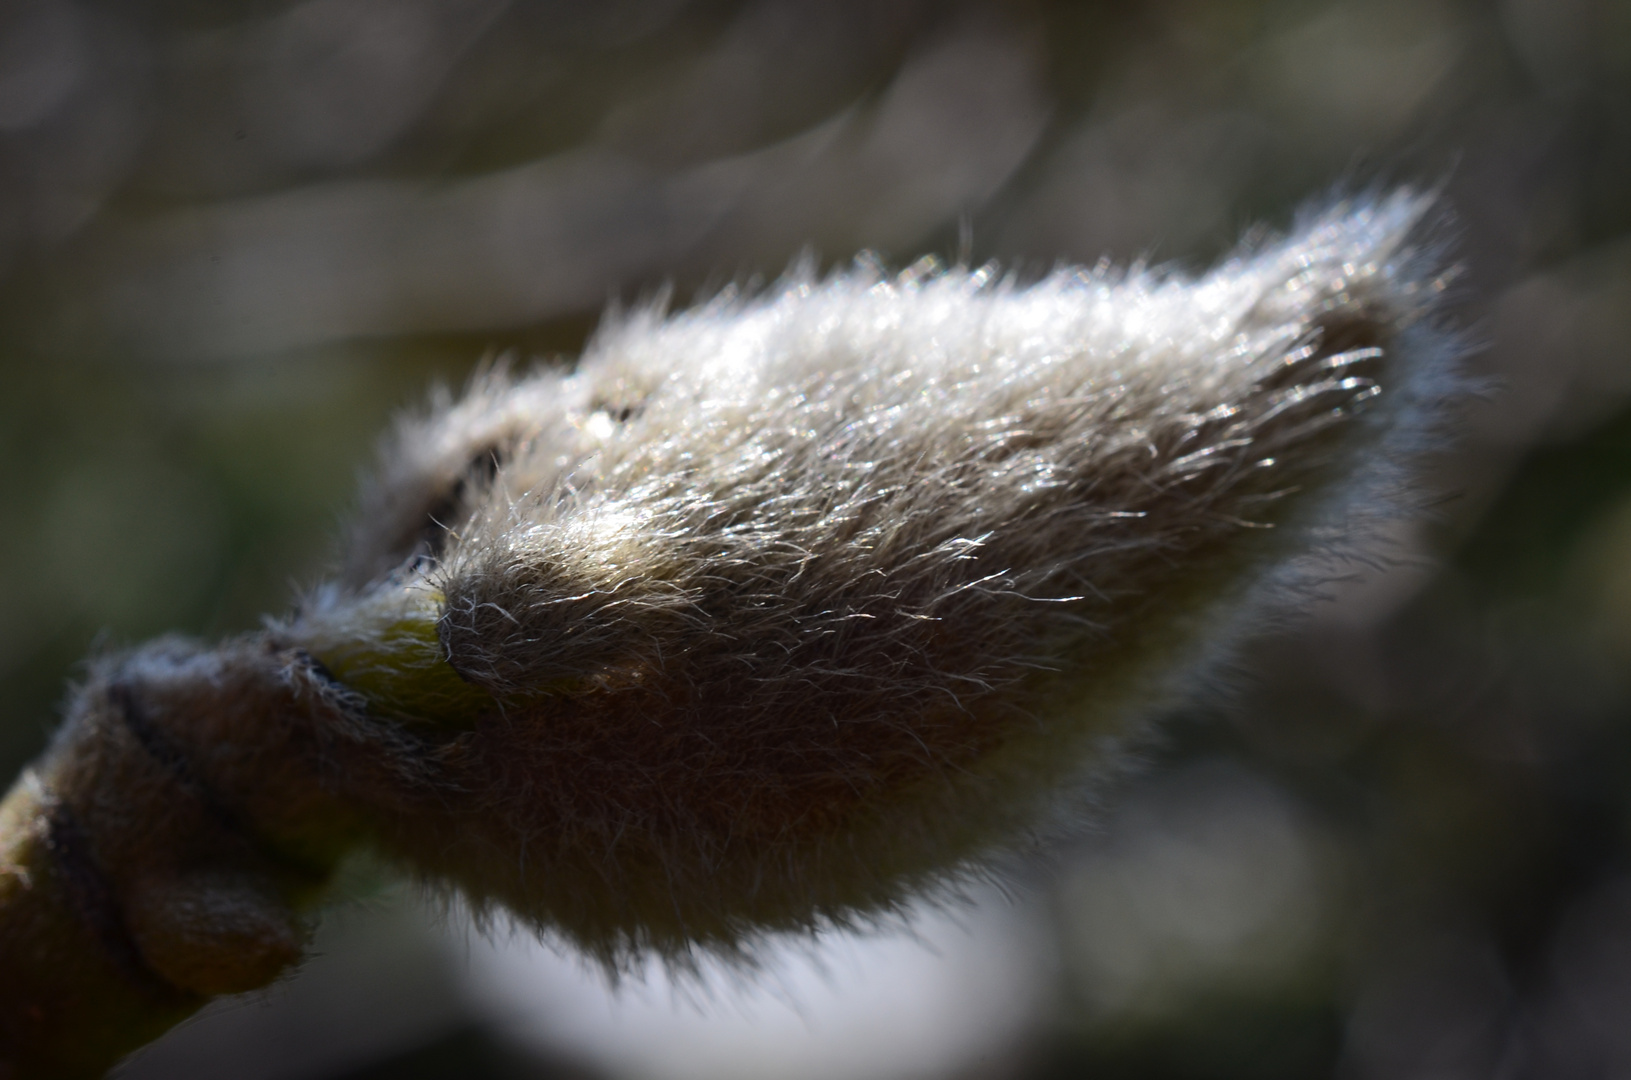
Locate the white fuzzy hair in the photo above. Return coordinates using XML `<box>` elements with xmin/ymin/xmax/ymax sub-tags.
<box><xmin>286</xmin><ymin>190</ymin><xmax>1460</xmax><ymax>967</ymax></box>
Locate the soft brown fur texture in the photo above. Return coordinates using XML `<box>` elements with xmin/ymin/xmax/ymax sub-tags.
<box><xmin>0</xmin><ymin>192</ymin><xmax>1460</xmax><ymax>1077</ymax></box>
<box><xmin>282</xmin><ymin>191</ymin><xmax>1459</xmax><ymax>967</ymax></box>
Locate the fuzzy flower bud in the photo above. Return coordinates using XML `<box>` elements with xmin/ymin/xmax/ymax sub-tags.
<box><xmin>283</xmin><ymin>191</ymin><xmax>1459</xmax><ymax>966</ymax></box>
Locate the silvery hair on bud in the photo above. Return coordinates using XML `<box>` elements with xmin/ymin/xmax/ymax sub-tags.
<box><xmin>289</xmin><ymin>190</ymin><xmax>1460</xmax><ymax>969</ymax></box>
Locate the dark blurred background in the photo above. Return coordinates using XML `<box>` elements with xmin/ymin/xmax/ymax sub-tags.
<box><xmin>0</xmin><ymin>0</ymin><xmax>1628</xmax><ymax>1076</ymax></box>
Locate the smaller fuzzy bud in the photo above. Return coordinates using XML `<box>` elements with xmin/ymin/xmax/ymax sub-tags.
<box><xmin>123</xmin><ymin>870</ymin><xmax>305</xmax><ymax>996</ymax></box>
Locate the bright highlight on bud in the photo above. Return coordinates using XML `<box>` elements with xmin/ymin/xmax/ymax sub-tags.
<box><xmin>0</xmin><ymin>190</ymin><xmax>1461</xmax><ymax>1075</ymax></box>
<box><xmin>290</xmin><ymin>190</ymin><xmax>1459</xmax><ymax>964</ymax></box>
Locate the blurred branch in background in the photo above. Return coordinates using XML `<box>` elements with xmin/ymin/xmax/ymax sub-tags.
<box><xmin>0</xmin><ymin>0</ymin><xmax>1628</xmax><ymax>1077</ymax></box>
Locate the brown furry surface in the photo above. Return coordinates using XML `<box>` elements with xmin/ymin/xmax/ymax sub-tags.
<box><xmin>284</xmin><ymin>192</ymin><xmax>1460</xmax><ymax>966</ymax></box>
<box><xmin>0</xmin><ymin>191</ymin><xmax>1463</xmax><ymax>1079</ymax></box>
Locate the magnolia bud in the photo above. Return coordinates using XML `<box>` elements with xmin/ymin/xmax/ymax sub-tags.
<box><xmin>281</xmin><ymin>190</ymin><xmax>1459</xmax><ymax>966</ymax></box>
